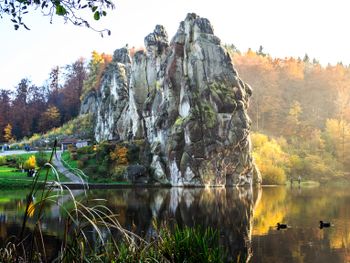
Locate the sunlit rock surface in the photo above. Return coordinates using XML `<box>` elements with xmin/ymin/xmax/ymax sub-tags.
<box><xmin>82</xmin><ymin>13</ymin><xmax>260</xmax><ymax>186</ymax></box>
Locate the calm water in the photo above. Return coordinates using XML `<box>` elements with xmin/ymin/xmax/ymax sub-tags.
<box><xmin>0</xmin><ymin>185</ymin><xmax>349</xmax><ymax>262</ymax></box>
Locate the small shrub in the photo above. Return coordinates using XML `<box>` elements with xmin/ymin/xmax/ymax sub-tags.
<box><xmin>83</xmin><ymin>165</ymin><xmax>98</xmax><ymax>175</ymax></box>
<box><xmin>261</xmin><ymin>165</ymin><xmax>286</xmax><ymax>185</ymax></box>
<box><xmin>96</xmin><ymin>142</ymin><xmax>115</xmax><ymax>162</ymax></box>
<box><xmin>97</xmin><ymin>165</ymin><xmax>108</xmax><ymax>176</ymax></box>
<box><xmin>23</xmin><ymin>156</ymin><xmax>36</xmax><ymax>170</ymax></box>
<box><xmin>110</xmin><ymin>145</ymin><xmax>128</xmax><ymax>165</ymax></box>
<box><xmin>111</xmin><ymin>166</ymin><xmax>127</xmax><ymax>181</ymax></box>
<box><xmin>77</xmin><ymin>145</ymin><xmax>94</xmax><ymax>155</ymax></box>
<box><xmin>70</xmin><ymin>152</ymin><xmax>78</xmax><ymax>160</ymax></box>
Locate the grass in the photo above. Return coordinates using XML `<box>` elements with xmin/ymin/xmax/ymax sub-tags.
<box><xmin>0</xmin><ymin>163</ymin><xmax>68</xmax><ymax>181</ymax></box>
<box><xmin>0</xmin><ymin>152</ymin><xmax>69</xmax><ymax>188</ymax></box>
<box><xmin>0</xmin><ymin>165</ymin><xmax>68</xmax><ymax>188</ymax></box>
<box><xmin>61</xmin><ymin>151</ymin><xmax>78</xmax><ymax>169</ymax></box>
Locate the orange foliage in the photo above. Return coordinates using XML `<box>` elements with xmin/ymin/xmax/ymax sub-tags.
<box><xmin>110</xmin><ymin>145</ymin><xmax>128</xmax><ymax>165</ymax></box>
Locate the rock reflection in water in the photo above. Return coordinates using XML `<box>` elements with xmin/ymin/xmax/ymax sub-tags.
<box><xmin>93</xmin><ymin>187</ymin><xmax>260</xmax><ymax>262</ymax></box>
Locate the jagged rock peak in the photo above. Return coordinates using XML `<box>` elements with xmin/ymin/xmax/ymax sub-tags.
<box><xmin>185</xmin><ymin>12</ymin><xmax>214</xmax><ymax>34</ymax></box>
<box><xmin>144</xmin><ymin>24</ymin><xmax>169</xmax><ymax>53</ymax></box>
<box><xmin>113</xmin><ymin>47</ymin><xmax>131</xmax><ymax>64</ymax></box>
<box><xmin>83</xmin><ymin>13</ymin><xmax>261</xmax><ymax>187</ymax></box>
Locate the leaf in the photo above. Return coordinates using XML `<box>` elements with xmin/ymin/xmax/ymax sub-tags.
<box><xmin>14</xmin><ymin>24</ymin><xmax>19</xmax><ymax>30</ymax></box>
<box><xmin>11</xmin><ymin>19</ymin><xmax>17</xmax><ymax>23</ymax></box>
<box><xmin>91</xmin><ymin>6</ymin><xmax>97</xmax><ymax>12</ymax></box>
<box><xmin>107</xmin><ymin>30</ymin><xmax>111</xmax><ymax>36</ymax></box>
<box><xmin>102</xmin><ymin>11</ymin><xmax>106</xmax><ymax>16</ymax></box>
<box><xmin>41</xmin><ymin>1</ymin><xmax>46</xmax><ymax>9</ymax></box>
<box><xmin>93</xmin><ymin>11</ymin><xmax>100</xmax><ymax>20</ymax></box>
<box><xmin>56</xmin><ymin>4</ymin><xmax>67</xmax><ymax>16</ymax></box>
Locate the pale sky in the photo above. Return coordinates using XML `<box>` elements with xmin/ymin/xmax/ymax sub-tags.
<box><xmin>1</xmin><ymin>0</ymin><xmax>350</xmax><ymax>90</ymax></box>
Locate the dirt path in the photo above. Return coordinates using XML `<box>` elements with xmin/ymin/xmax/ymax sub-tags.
<box><xmin>53</xmin><ymin>151</ymin><xmax>84</xmax><ymax>183</ymax></box>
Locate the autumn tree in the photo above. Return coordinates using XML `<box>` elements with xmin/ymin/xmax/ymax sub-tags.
<box><xmin>252</xmin><ymin>132</ymin><xmax>288</xmax><ymax>184</ymax></box>
<box><xmin>39</xmin><ymin>106</ymin><xmax>61</xmax><ymax>131</ymax></box>
<box><xmin>60</xmin><ymin>59</ymin><xmax>87</xmax><ymax>122</ymax></box>
<box><xmin>284</xmin><ymin>101</ymin><xmax>302</xmax><ymax>137</ymax></box>
<box><xmin>11</xmin><ymin>78</ymin><xmax>31</xmax><ymax>138</ymax></box>
<box><xmin>325</xmin><ymin>119</ymin><xmax>350</xmax><ymax>169</ymax></box>
<box><xmin>0</xmin><ymin>89</ymin><xmax>12</xmax><ymax>141</ymax></box>
<box><xmin>81</xmin><ymin>51</ymin><xmax>112</xmax><ymax>99</ymax></box>
<box><xmin>3</xmin><ymin>123</ymin><xmax>13</xmax><ymax>142</ymax></box>
<box><xmin>27</xmin><ymin>85</ymin><xmax>48</xmax><ymax>134</ymax></box>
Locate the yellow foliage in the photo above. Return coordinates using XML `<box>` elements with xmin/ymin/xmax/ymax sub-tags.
<box><xmin>251</xmin><ymin>133</ymin><xmax>268</xmax><ymax>148</ymax></box>
<box><xmin>110</xmin><ymin>146</ymin><xmax>128</xmax><ymax>165</ymax></box>
<box><xmin>325</xmin><ymin>118</ymin><xmax>350</xmax><ymax>166</ymax></box>
<box><xmin>252</xmin><ymin>132</ymin><xmax>288</xmax><ymax>184</ymax></box>
<box><xmin>81</xmin><ymin>51</ymin><xmax>113</xmax><ymax>99</ymax></box>
<box><xmin>253</xmin><ymin>187</ymin><xmax>287</xmax><ymax>235</ymax></box>
<box><xmin>282</xmin><ymin>57</ymin><xmax>305</xmax><ymax>80</ymax></box>
<box><xmin>24</xmin><ymin>155</ymin><xmax>36</xmax><ymax>170</ymax></box>
<box><xmin>3</xmin><ymin>123</ymin><xmax>13</xmax><ymax>142</ymax></box>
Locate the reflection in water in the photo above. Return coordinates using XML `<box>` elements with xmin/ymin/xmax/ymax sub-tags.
<box><xmin>1</xmin><ymin>186</ymin><xmax>350</xmax><ymax>262</ymax></box>
<box><xmin>89</xmin><ymin>187</ymin><xmax>258</xmax><ymax>262</ymax></box>
<box><xmin>251</xmin><ymin>186</ymin><xmax>350</xmax><ymax>263</ymax></box>
<box><xmin>253</xmin><ymin>187</ymin><xmax>287</xmax><ymax>235</ymax></box>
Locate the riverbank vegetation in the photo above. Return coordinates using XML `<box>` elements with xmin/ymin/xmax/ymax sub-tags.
<box><xmin>61</xmin><ymin>140</ymin><xmax>147</xmax><ymax>184</ymax></box>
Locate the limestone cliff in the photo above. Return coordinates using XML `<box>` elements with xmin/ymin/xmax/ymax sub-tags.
<box><xmin>81</xmin><ymin>13</ymin><xmax>260</xmax><ymax>186</ymax></box>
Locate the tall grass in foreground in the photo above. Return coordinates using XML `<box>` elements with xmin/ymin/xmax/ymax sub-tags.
<box><xmin>0</xmin><ymin>141</ymin><xmax>227</xmax><ymax>263</ymax></box>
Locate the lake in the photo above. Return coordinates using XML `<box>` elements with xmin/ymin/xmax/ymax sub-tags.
<box><xmin>0</xmin><ymin>185</ymin><xmax>349</xmax><ymax>262</ymax></box>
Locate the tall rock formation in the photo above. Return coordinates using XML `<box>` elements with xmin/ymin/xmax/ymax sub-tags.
<box><xmin>82</xmin><ymin>13</ymin><xmax>260</xmax><ymax>186</ymax></box>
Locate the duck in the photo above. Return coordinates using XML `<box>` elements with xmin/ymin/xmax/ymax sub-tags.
<box><xmin>277</xmin><ymin>223</ymin><xmax>288</xmax><ymax>230</ymax></box>
<box><xmin>320</xmin><ymin>221</ymin><xmax>332</xmax><ymax>229</ymax></box>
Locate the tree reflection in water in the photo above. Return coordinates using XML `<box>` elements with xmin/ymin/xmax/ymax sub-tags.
<box><xmin>251</xmin><ymin>186</ymin><xmax>350</xmax><ymax>263</ymax></box>
<box><xmin>96</xmin><ymin>187</ymin><xmax>260</xmax><ymax>262</ymax></box>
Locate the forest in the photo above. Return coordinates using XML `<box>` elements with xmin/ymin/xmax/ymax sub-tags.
<box><xmin>0</xmin><ymin>51</ymin><xmax>111</xmax><ymax>143</ymax></box>
<box><xmin>1</xmin><ymin>47</ymin><xmax>350</xmax><ymax>184</ymax></box>
<box><xmin>230</xmin><ymin>45</ymin><xmax>350</xmax><ymax>183</ymax></box>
